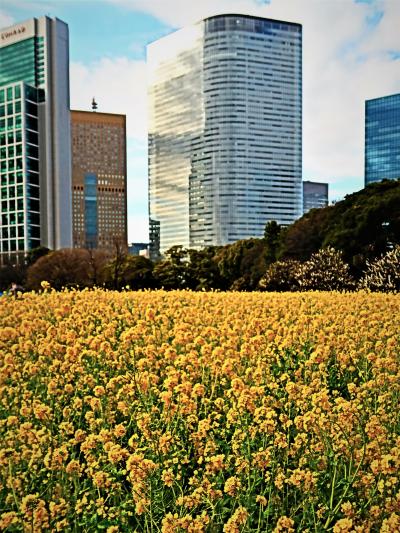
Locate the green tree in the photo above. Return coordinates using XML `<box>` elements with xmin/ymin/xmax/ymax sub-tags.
<box><xmin>108</xmin><ymin>237</ymin><xmax>129</xmax><ymax>290</ymax></box>
<box><xmin>25</xmin><ymin>246</ymin><xmax>50</xmax><ymax>267</ymax></box>
<box><xmin>153</xmin><ymin>246</ymin><xmax>190</xmax><ymax>289</ymax></box>
<box><xmin>279</xmin><ymin>206</ymin><xmax>334</xmax><ymax>261</ymax></box>
<box><xmin>323</xmin><ymin>181</ymin><xmax>400</xmax><ymax>270</ymax></box>
<box><xmin>264</xmin><ymin>220</ymin><xmax>282</xmax><ymax>263</ymax></box>
<box><xmin>118</xmin><ymin>256</ymin><xmax>155</xmax><ymax>290</ymax></box>
<box><xmin>215</xmin><ymin>238</ymin><xmax>267</xmax><ymax>290</ymax></box>
<box><xmin>280</xmin><ymin>179</ymin><xmax>400</xmax><ymax>274</ymax></box>
<box><xmin>86</xmin><ymin>249</ymin><xmax>110</xmax><ymax>287</ymax></box>
<box><xmin>187</xmin><ymin>247</ymin><xmax>224</xmax><ymax>290</ymax></box>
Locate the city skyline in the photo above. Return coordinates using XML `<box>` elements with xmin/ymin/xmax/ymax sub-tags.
<box><xmin>1</xmin><ymin>0</ymin><xmax>399</xmax><ymax>242</ymax></box>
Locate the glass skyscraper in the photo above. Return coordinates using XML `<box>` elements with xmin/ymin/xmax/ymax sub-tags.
<box><xmin>365</xmin><ymin>93</ymin><xmax>400</xmax><ymax>186</ymax></box>
<box><xmin>303</xmin><ymin>181</ymin><xmax>328</xmax><ymax>214</ymax></box>
<box><xmin>148</xmin><ymin>14</ymin><xmax>302</xmax><ymax>257</ymax></box>
<box><xmin>0</xmin><ymin>17</ymin><xmax>72</xmax><ymax>259</ymax></box>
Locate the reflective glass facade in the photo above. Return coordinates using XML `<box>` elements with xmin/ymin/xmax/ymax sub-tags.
<box><xmin>0</xmin><ymin>17</ymin><xmax>72</xmax><ymax>261</ymax></box>
<box><xmin>0</xmin><ymin>82</ymin><xmax>41</xmax><ymax>254</ymax></box>
<box><xmin>365</xmin><ymin>93</ymin><xmax>400</xmax><ymax>185</ymax></box>
<box><xmin>0</xmin><ymin>37</ymin><xmax>45</xmax><ymax>88</ymax></box>
<box><xmin>84</xmin><ymin>173</ymin><xmax>97</xmax><ymax>249</ymax></box>
<box><xmin>148</xmin><ymin>14</ymin><xmax>302</xmax><ymax>256</ymax></box>
<box><xmin>303</xmin><ymin>181</ymin><xmax>328</xmax><ymax>214</ymax></box>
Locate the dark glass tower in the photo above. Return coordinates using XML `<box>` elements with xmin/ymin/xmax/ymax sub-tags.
<box><xmin>365</xmin><ymin>93</ymin><xmax>400</xmax><ymax>186</ymax></box>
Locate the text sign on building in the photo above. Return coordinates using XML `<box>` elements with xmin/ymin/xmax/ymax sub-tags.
<box><xmin>0</xmin><ymin>20</ymin><xmax>35</xmax><ymax>47</ymax></box>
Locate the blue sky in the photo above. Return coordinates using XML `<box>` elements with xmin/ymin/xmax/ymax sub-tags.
<box><xmin>1</xmin><ymin>0</ymin><xmax>399</xmax><ymax>242</ymax></box>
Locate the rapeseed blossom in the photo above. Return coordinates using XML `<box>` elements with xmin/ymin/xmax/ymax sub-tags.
<box><xmin>0</xmin><ymin>289</ymin><xmax>399</xmax><ymax>531</ymax></box>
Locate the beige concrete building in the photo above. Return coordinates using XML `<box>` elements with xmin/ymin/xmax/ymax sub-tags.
<box><xmin>71</xmin><ymin>110</ymin><xmax>127</xmax><ymax>252</ymax></box>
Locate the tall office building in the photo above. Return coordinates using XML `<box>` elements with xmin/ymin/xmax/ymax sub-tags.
<box><xmin>365</xmin><ymin>93</ymin><xmax>400</xmax><ymax>186</ymax></box>
<box><xmin>303</xmin><ymin>180</ymin><xmax>328</xmax><ymax>214</ymax></box>
<box><xmin>71</xmin><ymin>110</ymin><xmax>127</xmax><ymax>252</ymax></box>
<box><xmin>148</xmin><ymin>14</ymin><xmax>302</xmax><ymax>257</ymax></box>
<box><xmin>0</xmin><ymin>16</ymin><xmax>72</xmax><ymax>259</ymax></box>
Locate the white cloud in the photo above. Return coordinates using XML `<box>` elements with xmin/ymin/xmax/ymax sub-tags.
<box><xmin>359</xmin><ymin>0</ymin><xmax>400</xmax><ymax>55</ymax></box>
<box><xmin>108</xmin><ymin>0</ymin><xmax>262</xmax><ymax>28</ymax></box>
<box><xmin>0</xmin><ymin>9</ymin><xmax>14</xmax><ymax>28</ymax></box>
<box><xmin>70</xmin><ymin>57</ymin><xmax>147</xmax><ymax>141</ymax></box>
<box><xmin>257</xmin><ymin>0</ymin><xmax>400</xmax><ymax>184</ymax></box>
<box><xmin>70</xmin><ymin>58</ymin><xmax>149</xmax><ymax>241</ymax></box>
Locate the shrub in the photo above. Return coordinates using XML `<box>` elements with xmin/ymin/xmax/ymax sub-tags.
<box><xmin>26</xmin><ymin>248</ymin><xmax>109</xmax><ymax>290</ymax></box>
<box><xmin>259</xmin><ymin>259</ymin><xmax>301</xmax><ymax>291</ymax></box>
<box><xmin>0</xmin><ymin>263</ymin><xmax>25</xmax><ymax>292</ymax></box>
<box><xmin>359</xmin><ymin>245</ymin><xmax>400</xmax><ymax>292</ymax></box>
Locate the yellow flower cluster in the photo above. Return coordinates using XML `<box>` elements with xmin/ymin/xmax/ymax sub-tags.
<box><xmin>0</xmin><ymin>289</ymin><xmax>399</xmax><ymax>531</ymax></box>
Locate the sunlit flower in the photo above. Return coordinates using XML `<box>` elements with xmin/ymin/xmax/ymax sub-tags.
<box><xmin>1</xmin><ymin>288</ymin><xmax>398</xmax><ymax>531</ymax></box>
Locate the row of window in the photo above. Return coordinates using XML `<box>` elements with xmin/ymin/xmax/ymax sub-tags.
<box><xmin>366</xmin><ymin>94</ymin><xmax>400</xmax><ymax>110</ymax></box>
<box><xmin>1</xmin><ymin>158</ymin><xmax>38</xmax><ymax>173</ymax></box>
<box><xmin>0</xmin><ymin>84</ymin><xmax>42</xmax><ymax>105</ymax></box>
<box><xmin>1</xmin><ymin>145</ymin><xmax>39</xmax><ymax>161</ymax></box>
<box><xmin>1</xmin><ymin>131</ymin><xmax>22</xmax><ymax>146</ymax></box>
<box><xmin>1</xmin><ymin>171</ymin><xmax>38</xmax><ymax>187</ymax></box>
<box><xmin>0</xmin><ymin>37</ymin><xmax>44</xmax><ymax>88</ymax></box>
<box><xmin>0</xmin><ymin>85</ymin><xmax>22</xmax><ymax>103</ymax></box>
<box><xmin>2</xmin><ymin>212</ymin><xmax>24</xmax><ymax>225</ymax></box>
<box><xmin>1</xmin><ymin>199</ymin><xmax>24</xmax><ymax>212</ymax></box>
<box><xmin>2</xmin><ymin>184</ymin><xmax>39</xmax><ymax>199</ymax></box>
<box><xmin>1</xmin><ymin>158</ymin><xmax>23</xmax><ymax>172</ymax></box>
<box><xmin>0</xmin><ymin>101</ymin><xmax>22</xmax><ymax>118</ymax></box>
<box><xmin>0</xmin><ymin>144</ymin><xmax>23</xmax><ymax>159</ymax></box>
<box><xmin>1</xmin><ymin>198</ymin><xmax>39</xmax><ymax>214</ymax></box>
<box><xmin>204</xmin><ymin>16</ymin><xmax>301</xmax><ymax>35</ymax></box>
<box><xmin>1</xmin><ymin>171</ymin><xmax>23</xmax><ymax>186</ymax></box>
<box><xmin>1</xmin><ymin>184</ymin><xmax>24</xmax><ymax>197</ymax></box>
<box><xmin>1</xmin><ymin>225</ymin><xmax>25</xmax><ymax>238</ymax></box>
<box><xmin>0</xmin><ymin>240</ymin><xmax>26</xmax><ymax>252</ymax></box>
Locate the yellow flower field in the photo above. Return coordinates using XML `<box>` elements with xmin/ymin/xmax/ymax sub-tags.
<box><xmin>0</xmin><ymin>289</ymin><xmax>399</xmax><ymax>532</ymax></box>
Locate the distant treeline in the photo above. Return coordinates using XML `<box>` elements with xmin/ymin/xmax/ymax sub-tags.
<box><xmin>1</xmin><ymin>179</ymin><xmax>399</xmax><ymax>293</ymax></box>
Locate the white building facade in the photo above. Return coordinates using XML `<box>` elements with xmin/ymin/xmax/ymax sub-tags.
<box><xmin>0</xmin><ymin>16</ymin><xmax>72</xmax><ymax>257</ymax></box>
<box><xmin>148</xmin><ymin>14</ymin><xmax>302</xmax><ymax>257</ymax></box>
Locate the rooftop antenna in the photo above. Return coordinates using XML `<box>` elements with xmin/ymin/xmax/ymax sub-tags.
<box><xmin>91</xmin><ymin>97</ymin><xmax>98</xmax><ymax>112</ymax></box>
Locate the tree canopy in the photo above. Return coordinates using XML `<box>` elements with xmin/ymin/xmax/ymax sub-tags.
<box><xmin>280</xmin><ymin>179</ymin><xmax>400</xmax><ymax>272</ymax></box>
<box><xmin>3</xmin><ymin>180</ymin><xmax>398</xmax><ymax>293</ymax></box>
